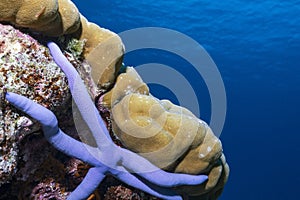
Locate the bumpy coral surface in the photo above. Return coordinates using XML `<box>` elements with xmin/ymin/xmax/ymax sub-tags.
<box><xmin>0</xmin><ymin>0</ymin><xmax>80</xmax><ymax>36</ymax></box>
<box><xmin>101</xmin><ymin>67</ymin><xmax>229</xmax><ymax>198</ymax></box>
<box><xmin>0</xmin><ymin>23</ymin><xmax>70</xmax><ymax>186</ymax></box>
<box><xmin>82</xmin><ymin>19</ymin><xmax>124</xmax><ymax>90</ymax></box>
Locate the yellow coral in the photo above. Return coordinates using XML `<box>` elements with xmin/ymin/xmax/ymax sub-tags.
<box><xmin>0</xmin><ymin>0</ymin><xmax>79</xmax><ymax>36</ymax></box>
<box><xmin>102</xmin><ymin>67</ymin><xmax>229</xmax><ymax>198</ymax></box>
<box><xmin>79</xmin><ymin>16</ymin><xmax>124</xmax><ymax>89</ymax></box>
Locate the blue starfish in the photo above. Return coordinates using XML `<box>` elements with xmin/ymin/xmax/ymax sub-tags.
<box><xmin>5</xmin><ymin>42</ymin><xmax>207</xmax><ymax>200</ymax></box>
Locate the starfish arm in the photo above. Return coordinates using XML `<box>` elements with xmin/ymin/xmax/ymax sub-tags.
<box><xmin>119</xmin><ymin>148</ymin><xmax>208</xmax><ymax>187</ymax></box>
<box><xmin>67</xmin><ymin>166</ymin><xmax>107</xmax><ymax>200</ymax></box>
<box><xmin>47</xmin><ymin>42</ymin><xmax>112</xmax><ymax>149</ymax></box>
<box><xmin>5</xmin><ymin>92</ymin><xmax>101</xmax><ymax>166</ymax></box>
<box><xmin>138</xmin><ymin>170</ymin><xmax>208</xmax><ymax>187</ymax></box>
<box><xmin>110</xmin><ymin>167</ymin><xmax>183</xmax><ymax>200</ymax></box>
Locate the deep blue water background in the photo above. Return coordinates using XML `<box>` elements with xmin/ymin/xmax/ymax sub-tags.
<box><xmin>73</xmin><ymin>1</ymin><xmax>300</xmax><ymax>199</ymax></box>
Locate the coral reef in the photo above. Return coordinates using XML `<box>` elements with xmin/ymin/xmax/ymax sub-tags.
<box><xmin>101</xmin><ymin>67</ymin><xmax>229</xmax><ymax>198</ymax></box>
<box><xmin>0</xmin><ymin>0</ymin><xmax>124</xmax><ymax>90</ymax></box>
<box><xmin>0</xmin><ymin>23</ymin><xmax>169</xmax><ymax>200</ymax></box>
<box><xmin>9</xmin><ymin>41</ymin><xmax>207</xmax><ymax>200</ymax></box>
<box><xmin>0</xmin><ymin>0</ymin><xmax>229</xmax><ymax>199</ymax></box>
<box><xmin>0</xmin><ymin>23</ymin><xmax>70</xmax><ymax>186</ymax></box>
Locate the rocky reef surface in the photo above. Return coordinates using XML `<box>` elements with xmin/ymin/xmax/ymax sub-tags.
<box><xmin>0</xmin><ymin>23</ymin><xmax>70</xmax><ymax>186</ymax></box>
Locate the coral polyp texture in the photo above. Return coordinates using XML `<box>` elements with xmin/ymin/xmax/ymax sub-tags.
<box><xmin>0</xmin><ymin>23</ymin><xmax>69</xmax><ymax>186</ymax></box>
<box><xmin>0</xmin><ymin>0</ymin><xmax>80</xmax><ymax>36</ymax></box>
<box><xmin>101</xmin><ymin>67</ymin><xmax>229</xmax><ymax>198</ymax></box>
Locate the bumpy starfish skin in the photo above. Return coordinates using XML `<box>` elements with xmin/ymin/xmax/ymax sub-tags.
<box><xmin>5</xmin><ymin>42</ymin><xmax>208</xmax><ymax>200</ymax></box>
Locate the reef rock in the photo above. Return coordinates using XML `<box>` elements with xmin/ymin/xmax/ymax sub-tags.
<box><xmin>0</xmin><ymin>23</ymin><xmax>70</xmax><ymax>186</ymax></box>
<box><xmin>101</xmin><ymin>67</ymin><xmax>229</xmax><ymax>198</ymax></box>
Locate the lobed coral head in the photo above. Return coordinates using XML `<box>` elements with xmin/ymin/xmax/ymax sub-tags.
<box><xmin>102</xmin><ymin>67</ymin><xmax>229</xmax><ymax>198</ymax></box>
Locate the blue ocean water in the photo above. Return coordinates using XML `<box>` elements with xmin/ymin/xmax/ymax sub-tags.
<box><xmin>73</xmin><ymin>0</ymin><xmax>300</xmax><ymax>199</ymax></box>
